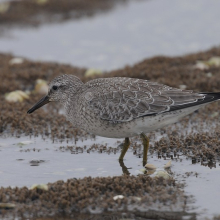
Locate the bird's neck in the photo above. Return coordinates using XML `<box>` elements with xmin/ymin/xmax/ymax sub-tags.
<box><xmin>63</xmin><ymin>84</ymin><xmax>86</xmax><ymax>127</ymax></box>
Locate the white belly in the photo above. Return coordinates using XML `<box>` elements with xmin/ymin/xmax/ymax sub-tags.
<box><xmin>88</xmin><ymin>105</ymin><xmax>203</xmax><ymax>138</ymax></box>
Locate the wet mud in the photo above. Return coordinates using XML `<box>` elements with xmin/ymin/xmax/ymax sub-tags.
<box><xmin>0</xmin><ymin>175</ymin><xmax>194</xmax><ymax>219</ymax></box>
<box><xmin>1</xmin><ymin>47</ymin><xmax>220</xmax><ymax>219</ymax></box>
<box><xmin>0</xmin><ymin>0</ymin><xmax>128</xmax><ymax>27</ymax></box>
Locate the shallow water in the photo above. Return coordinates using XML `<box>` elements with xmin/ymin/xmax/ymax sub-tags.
<box><xmin>0</xmin><ymin>134</ymin><xmax>220</xmax><ymax>219</ymax></box>
<box><xmin>0</xmin><ymin>135</ymin><xmax>140</xmax><ymax>188</ymax></box>
<box><xmin>1</xmin><ymin>0</ymin><xmax>220</xmax><ymax>70</ymax></box>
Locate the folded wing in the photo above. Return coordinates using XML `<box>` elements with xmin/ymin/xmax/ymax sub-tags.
<box><xmin>84</xmin><ymin>78</ymin><xmax>206</xmax><ymax>123</ymax></box>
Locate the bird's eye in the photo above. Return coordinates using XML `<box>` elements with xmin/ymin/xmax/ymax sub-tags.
<box><xmin>52</xmin><ymin>85</ymin><xmax>58</xmax><ymax>90</ymax></box>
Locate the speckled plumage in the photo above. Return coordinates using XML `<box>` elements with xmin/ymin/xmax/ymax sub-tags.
<box><xmin>84</xmin><ymin>77</ymin><xmax>204</xmax><ymax>122</ymax></box>
<box><xmin>28</xmin><ymin>74</ymin><xmax>220</xmax><ymax>138</ymax></box>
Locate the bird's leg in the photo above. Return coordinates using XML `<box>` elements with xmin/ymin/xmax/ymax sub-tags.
<box><xmin>118</xmin><ymin>159</ymin><xmax>130</xmax><ymax>175</ymax></box>
<box><xmin>140</xmin><ymin>133</ymin><xmax>149</xmax><ymax>166</ymax></box>
<box><xmin>119</xmin><ymin>137</ymin><xmax>130</xmax><ymax>161</ymax></box>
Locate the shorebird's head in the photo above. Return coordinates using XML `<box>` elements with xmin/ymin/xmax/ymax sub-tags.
<box><xmin>27</xmin><ymin>74</ymin><xmax>83</xmax><ymax>114</ymax></box>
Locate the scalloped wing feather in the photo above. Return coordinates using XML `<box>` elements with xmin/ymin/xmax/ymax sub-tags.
<box><xmin>85</xmin><ymin>78</ymin><xmax>204</xmax><ymax>123</ymax></box>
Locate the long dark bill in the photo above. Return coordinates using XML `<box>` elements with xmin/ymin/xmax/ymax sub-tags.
<box><xmin>27</xmin><ymin>95</ymin><xmax>50</xmax><ymax>114</ymax></box>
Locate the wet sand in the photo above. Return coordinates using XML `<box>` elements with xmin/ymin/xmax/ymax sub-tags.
<box><xmin>0</xmin><ymin>47</ymin><xmax>220</xmax><ymax>219</ymax></box>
